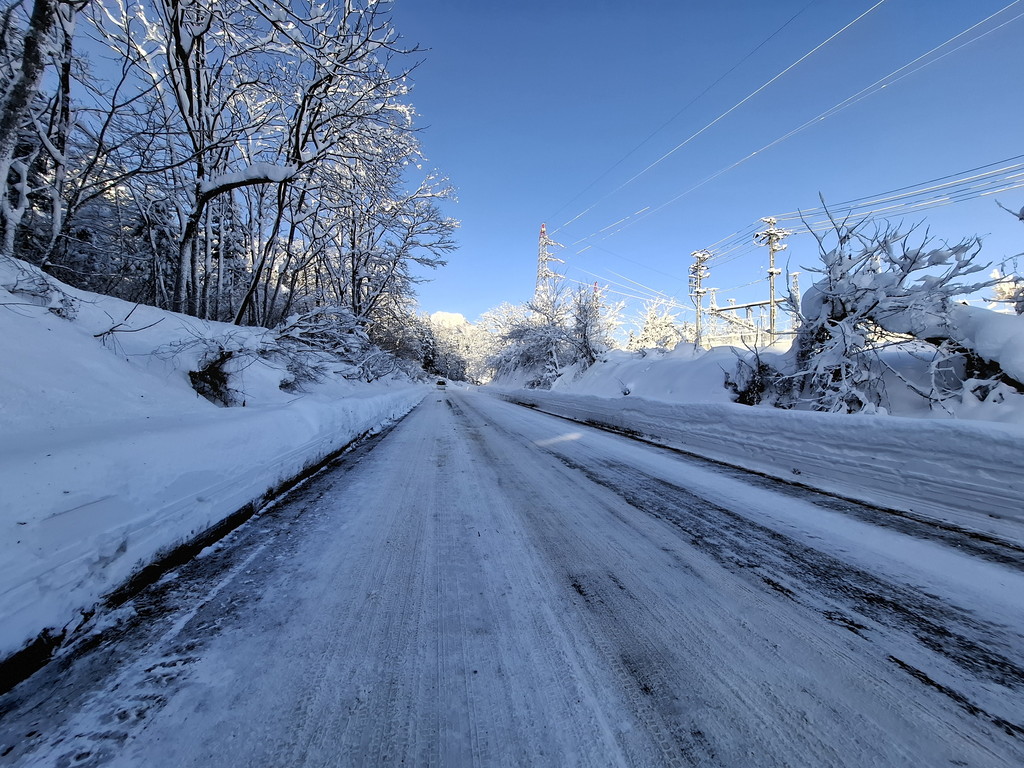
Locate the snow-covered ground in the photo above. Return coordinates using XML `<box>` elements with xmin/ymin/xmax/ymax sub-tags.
<box><xmin>496</xmin><ymin>343</ymin><xmax>1024</xmax><ymax>546</ymax></box>
<box><xmin>0</xmin><ymin>259</ymin><xmax>423</xmax><ymax>664</ymax></box>
<box><xmin>4</xmin><ymin>250</ymin><xmax>1024</xmax><ymax>706</ymax></box>
<box><xmin>3</xmin><ymin>254</ymin><xmax>1023</xmax><ymax>765</ymax></box>
<box><xmin>2</xmin><ymin>391</ymin><xmax>1021</xmax><ymax>766</ymax></box>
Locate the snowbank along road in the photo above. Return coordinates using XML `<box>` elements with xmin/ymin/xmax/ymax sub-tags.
<box><xmin>2</xmin><ymin>389</ymin><xmax>1023</xmax><ymax>767</ymax></box>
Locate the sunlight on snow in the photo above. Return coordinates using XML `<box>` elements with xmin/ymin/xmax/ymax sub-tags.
<box><xmin>533</xmin><ymin>432</ymin><xmax>584</xmax><ymax>447</ymax></box>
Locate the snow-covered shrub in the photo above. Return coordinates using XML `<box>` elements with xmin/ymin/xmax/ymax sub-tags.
<box><xmin>726</xmin><ymin>213</ymin><xmax>1021</xmax><ymax>413</ymax></box>
<box><xmin>161</xmin><ymin>305</ymin><xmax>419</xmax><ymax>403</ymax></box>
<box><xmin>788</xmin><ymin>217</ymin><xmax>999</xmax><ymax>412</ymax></box>
<box><xmin>270</xmin><ymin>306</ymin><xmax>429</xmax><ymax>385</ymax></box>
<box><xmin>988</xmin><ymin>269</ymin><xmax>1024</xmax><ymax>315</ymax></box>
<box><xmin>0</xmin><ymin>256</ymin><xmax>76</xmax><ymax>318</ymax></box>
<box><xmin>725</xmin><ymin>347</ymin><xmax>788</xmax><ymax>407</ymax></box>
<box><xmin>189</xmin><ymin>346</ymin><xmax>242</xmax><ymax>407</ymax></box>
<box><xmin>271</xmin><ymin>306</ymin><xmax>369</xmax><ymax>386</ymax></box>
<box><xmin>627</xmin><ymin>300</ymin><xmax>690</xmax><ymax>352</ymax></box>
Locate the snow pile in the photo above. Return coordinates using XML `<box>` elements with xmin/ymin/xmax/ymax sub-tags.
<box><xmin>497</xmin><ymin>340</ymin><xmax>1024</xmax><ymax>544</ymax></box>
<box><xmin>550</xmin><ymin>345</ymin><xmax>737</xmax><ymax>404</ymax></box>
<box><xmin>948</xmin><ymin>303</ymin><xmax>1024</xmax><ymax>385</ymax></box>
<box><xmin>0</xmin><ymin>259</ymin><xmax>424</xmax><ymax>660</ymax></box>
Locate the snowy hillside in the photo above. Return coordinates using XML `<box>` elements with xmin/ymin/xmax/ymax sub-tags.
<box><xmin>0</xmin><ymin>259</ymin><xmax>424</xmax><ymax>664</ymax></box>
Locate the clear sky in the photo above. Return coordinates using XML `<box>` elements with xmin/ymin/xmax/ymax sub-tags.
<box><xmin>389</xmin><ymin>0</ymin><xmax>1024</xmax><ymax>327</ymax></box>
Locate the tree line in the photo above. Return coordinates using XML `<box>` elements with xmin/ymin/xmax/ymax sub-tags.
<box><xmin>0</xmin><ymin>0</ymin><xmax>455</xmax><ymax>351</ymax></box>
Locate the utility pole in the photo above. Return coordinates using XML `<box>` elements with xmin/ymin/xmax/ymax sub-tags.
<box><xmin>534</xmin><ymin>223</ymin><xmax>563</xmax><ymax>308</ymax></box>
<box><xmin>689</xmin><ymin>249</ymin><xmax>711</xmax><ymax>348</ymax></box>
<box><xmin>754</xmin><ymin>217</ymin><xmax>791</xmax><ymax>342</ymax></box>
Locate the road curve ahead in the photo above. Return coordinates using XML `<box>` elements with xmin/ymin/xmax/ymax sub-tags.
<box><xmin>2</xmin><ymin>388</ymin><xmax>1023</xmax><ymax>767</ymax></box>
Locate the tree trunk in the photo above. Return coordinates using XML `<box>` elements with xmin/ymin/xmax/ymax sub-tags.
<box><xmin>233</xmin><ymin>182</ymin><xmax>288</xmax><ymax>325</ymax></box>
<box><xmin>0</xmin><ymin>0</ymin><xmax>58</xmax><ymax>257</ymax></box>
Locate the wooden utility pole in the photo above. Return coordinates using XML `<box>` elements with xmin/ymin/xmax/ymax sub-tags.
<box><xmin>689</xmin><ymin>249</ymin><xmax>711</xmax><ymax>347</ymax></box>
<box><xmin>754</xmin><ymin>217</ymin><xmax>791</xmax><ymax>342</ymax></box>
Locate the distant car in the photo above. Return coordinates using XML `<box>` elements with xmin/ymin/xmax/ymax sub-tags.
<box><xmin>436</xmin><ymin>379</ymin><xmax>447</xmax><ymax>389</ymax></box>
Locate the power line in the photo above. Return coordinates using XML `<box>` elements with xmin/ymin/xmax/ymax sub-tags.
<box><xmin>589</xmin><ymin>158</ymin><xmax>1024</xmax><ymax>317</ymax></box>
<box><xmin>566</xmin><ymin>1</ymin><xmax>1023</xmax><ymax>256</ymax></box>
<box><xmin>710</xmin><ymin>158</ymin><xmax>1024</xmax><ymax>251</ymax></box>
<box><xmin>795</xmin><ymin>178</ymin><xmax>1024</xmax><ymax>234</ymax></box>
<box><xmin>571</xmin><ymin>267</ymin><xmax>667</xmax><ymax>300</ymax></box>
<box><xmin>694</xmin><ymin>159</ymin><xmax>1024</xmax><ymax>279</ymax></box>
<box><xmin>704</xmin><ymin>175</ymin><xmax>1024</xmax><ymax>269</ymax></box>
<box><xmin>548</xmin><ymin>5</ymin><xmax>1024</xmax><ymax>315</ymax></box>
<box><xmin>773</xmin><ymin>158</ymin><xmax>1024</xmax><ymax>224</ymax></box>
<box><xmin>569</xmin><ymin>241</ymin><xmax>689</xmax><ymax>284</ymax></box>
<box><xmin>716</xmin><ymin>277</ymin><xmax>769</xmax><ymax>293</ymax></box>
<box><xmin>562</xmin><ymin>278</ymin><xmax>695</xmax><ymax>314</ymax></box>
<box><xmin>552</xmin><ymin>0</ymin><xmax>887</xmax><ymax>236</ymax></box>
<box><xmin>545</xmin><ymin>0</ymin><xmax>821</xmax><ymax>230</ymax></box>
<box><xmin>683</xmin><ymin>1</ymin><xmax>1024</xmax><ymax>215</ymax></box>
<box><xmin>607</xmin><ymin>269</ymin><xmax>677</xmax><ymax>302</ymax></box>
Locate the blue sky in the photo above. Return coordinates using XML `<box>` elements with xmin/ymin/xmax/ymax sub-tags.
<box><xmin>391</xmin><ymin>0</ymin><xmax>1024</xmax><ymax>327</ymax></box>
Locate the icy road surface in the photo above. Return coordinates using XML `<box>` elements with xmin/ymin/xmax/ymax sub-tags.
<box><xmin>3</xmin><ymin>390</ymin><xmax>1024</xmax><ymax>767</ymax></box>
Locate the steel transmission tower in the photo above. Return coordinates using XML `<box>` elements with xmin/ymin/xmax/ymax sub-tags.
<box><xmin>534</xmin><ymin>223</ymin><xmax>563</xmax><ymax>307</ymax></box>
<box><xmin>754</xmin><ymin>217</ymin><xmax>791</xmax><ymax>341</ymax></box>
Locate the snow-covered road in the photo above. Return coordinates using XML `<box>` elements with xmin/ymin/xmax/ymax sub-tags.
<box><xmin>3</xmin><ymin>389</ymin><xmax>1023</xmax><ymax>767</ymax></box>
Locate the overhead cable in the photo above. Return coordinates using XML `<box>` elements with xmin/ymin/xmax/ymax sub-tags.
<box><xmin>553</xmin><ymin>0</ymin><xmax>887</xmax><ymax>237</ymax></box>
<box><xmin>569</xmin><ymin>1</ymin><xmax>1022</xmax><ymax>256</ymax></box>
<box><xmin>546</xmin><ymin>0</ymin><xmax>821</xmax><ymax>232</ymax></box>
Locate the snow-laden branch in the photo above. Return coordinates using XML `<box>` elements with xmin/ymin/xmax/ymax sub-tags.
<box><xmin>197</xmin><ymin>162</ymin><xmax>298</xmax><ymax>197</ymax></box>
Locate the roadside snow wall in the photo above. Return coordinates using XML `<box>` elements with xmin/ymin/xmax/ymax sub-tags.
<box><xmin>0</xmin><ymin>390</ymin><xmax>423</xmax><ymax>661</ymax></box>
<box><xmin>498</xmin><ymin>391</ymin><xmax>1024</xmax><ymax>546</ymax></box>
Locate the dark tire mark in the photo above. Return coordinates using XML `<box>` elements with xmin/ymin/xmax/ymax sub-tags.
<box><xmin>889</xmin><ymin>656</ymin><xmax>1024</xmax><ymax>738</ymax></box>
<box><xmin>547</xmin><ymin>451</ymin><xmax>1024</xmax><ymax>737</ymax></box>
<box><xmin>512</xmin><ymin>399</ymin><xmax>1024</xmax><ymax>570</ymax></box>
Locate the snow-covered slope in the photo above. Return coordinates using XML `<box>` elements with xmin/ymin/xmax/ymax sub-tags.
<box><xmin>0</xmin><ymin>259</ymin><xmax>424</xmax><ymax>661</ymax></box>
<box><xmin>499</xmin><ymin>389</ymin><xmax>1024</xmax><ymax>542</ymax></box>
<box><xmin>496</xmin><ymin>342</ymin><xmax>1024</xmax><ymax>545</ymax></box>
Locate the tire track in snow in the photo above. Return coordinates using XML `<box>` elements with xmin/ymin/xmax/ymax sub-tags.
<box><xmin>547</xmin><ymin>448</ymin><xmax>1024</xmax><ymax>748</ymax></box>
<box><xmin>445</xmin><ymin>397</ymin><xmax>661</xmax><ymax>766</ymax></box>
<box><xmin>458</xmin><ymin>392</ymin><xmax>1024</xmax><ymax>766</ymax></box>
<box><xmin>447</xmin><ymin>399</ymin><xmax>641</xmax><ymax>765</ymax></box>
<box><xmin>452</xmin><ymin>397</ymin><xmax>730</xmax><ymax>766</ymax></box>
<box><xmin>6</xmin><ymin>391</ymin><xmax>1023</xmax><ymax>767</ymax></box>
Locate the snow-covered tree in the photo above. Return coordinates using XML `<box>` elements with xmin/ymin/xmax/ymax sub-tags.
<box><xmin>483</xmin><ymin>300</ymin><xmax>564</xmax><ymax>388</ymax></box>
<box><xmin>0</xmin><ymin>1</ymin><xmax>42</xmax><ymax>242</ymax></box>
<box><xmin>567</xmin><ymin>285</ymin><xmax>620</xmax><ymax>367</ymax></box>
<box><xmin>482</xmin><ymin>284</ymin><xmax>621</xmax><ymax>387</ymax></box>
<box><xmin>425</xmin><ymin>311</ymin><xmax>483</xmax><ymax>382</ymax></box>
<box><xmin>729</xmin><ymin>214</ymin><xmax>1001</xmax><ymax>413</ymax></box>
<box><xmin>987</xmin><ymin>269</ymin><xmax>1024</xmax><ymax>315</ymax></box>
<box><xmin>1</xmin><ymin>0</ymin><xmax>454</xmax><ymax>346</ymax></box>
<box><xmin>627</xmin><ymin>300</ymin><xmax>689</xmax><ymax>352</ymax></box>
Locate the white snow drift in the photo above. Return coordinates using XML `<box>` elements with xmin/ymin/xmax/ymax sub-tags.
<box><xmin>0</xmin><ymin>259</ymin><xmax>423</xmax><ymax>661</ymax></box>
<box><xmin>498</xmin><ymin>341</ymin><xmax>1024</xmax><ymax>543</ymax></box>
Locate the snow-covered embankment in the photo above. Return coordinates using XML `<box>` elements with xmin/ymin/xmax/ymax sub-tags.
<box><xmin>0</xmin><ymin>258</ymin><xmax>426</xmax><ymax>666</ymax></box>
<box><xmin>498</xmin><ymin>390</ymin><xmax>1024</xmax><ymax>545</ymax></box>
<box><xmin>0</xmin><ymin>389</ymin><xmax>423</xmax><ymax>663</ymax></box>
